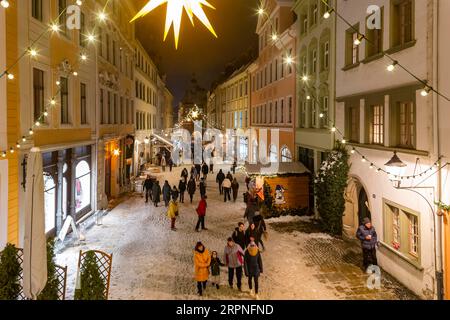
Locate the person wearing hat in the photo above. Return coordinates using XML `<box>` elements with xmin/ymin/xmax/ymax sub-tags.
<box><xmin>194</xmin><ymin>242</ymin><xmax>211</xmax><ymax>296</ymax></box>
<box><xmin>244</xmin><ymin>241</ymin><xmax>263</xmax><ymax>299</ymax></box>
<box><xmin>356</xmin><ymin>217</ymin><xmax>378</xmax><ymax>272</ymax></box>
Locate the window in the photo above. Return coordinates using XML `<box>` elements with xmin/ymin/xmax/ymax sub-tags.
<box><xmin>311</xmin><ymin>101</ymin><xmax>317</xmax><ymax>127</ymax></box>
<box><xmin>98</xmin><ymin>28</ymin><xmax>103</xmax><ymax>57</ymax></box>
<box><xmin>44</xmin><ymin>174</ymin><xmax>56</xmax><ymax>234</ymax></box>
<box><xmin>60</xmin><ymin>77</ymin><xmax>69</xmax><ymax>124</ymax></box>
<box><xmin>366</xmin><ymin>8</ymin><xmax>383</xmax><ymax>57</ymax></box>
<box><xmin>288</xmin><ymin>97</ymin><xmax>293</xmax><ymax>123</ymax></box>
<box><xmin>114</xmin><ymin>94</ymin><xmax>118</xmax><ymax>124</ymax></box>
<box><xmin>106</xmin><ymin>34</ymin><xmax>110</xmax><ymax>62</ymax></box>
<box><xmin>80</xmin><ymin>12</ymin><xmax>86</xmax><ymax>47</ymax></box>
<box><xmin>80</xmin><ymin>83</ymin><xmax>87</xmax><ymax>125</ymax></box>
<box><xmin>280</xmin><ymin>99</ymin><xmax>284</xmax><ymax>123</ymax></box>
<box><xmin>33</xmin><ymin>68</ymin><xmax>45</xmax><ymax>122</ymax></box>
<box><xmin>302</xmin><ymin>14</ymin><xmax>308</xmax><ymax>34</ymax></box>
<box><xmin>59</xmin><ymin>0</ymin><xmax>67</xmax><ymax>35</ymax></box>
<box><xmin>274</xmin><ymin>101</ymin><xmax>278</xmax><ymax>124</ymax></box>
<box><xmin>288</xmin><ymin>49</ymin><xmax>293</xmax><ymax>74</ymax></box>
<box><xmin>311</xmin><ymin>4</ymin><xmax>318</xmax><ymax>26</ymax></box>
<box><xmin>302</xmin><ymin>55</ymin><xmax>307</xmax><ymax>75</ymax></box>
<box><xmin>397</xmin><ymin>101</ymin><xmax>415</xmax><ymax>148</ymax></box>
<box><xmin>391</xmin><ymin>0</ymin><xmax>413</xmax><ymax>47</ymax></box>
<box><xmin>370</xmin><ymin>105</ymin><xmax>384</xmax><ymax>145</ymax></box>
<box><xmin>312</xmin><ymin>49</ymin><xmax>317</xmax><ymax>73</ymax></box>
<box><xmin>32</xmin><ymin>0</ymin><xmax>43</xmax><ymax>21</ymax></box>
<box><xmin>120</xmin><ymin>97</ymin><xmax>124</xmax><ymax>124</ymax></box>
<box><xmin>281</xmin><ymin>146</ymin><xmax>292</xmax><ymax>163</ymax></box>
<box><xmin>345</xmin><ymin>25</ymin><xmax>360</xmax><ymax>66</ymax></box>
<box><xmin>347</xmin><ymin>105</ymin><xmax>360</xmax><ymax>142</ymax></box>
<box><xmin>269</xmin><ymin>145</ymin><xmax>278</xmax><ymax>163</ymax></box>
<box><xmin>269</xmin><ymin>103</ymin><xmax>272</xmax><ymax>124</ymax></box>
<box><xmin>323</xmin><ymin>41</ymin><xmax>330</xmax><ymax>70</ymax></box>
<box><xmin>274</xmin><ymin>60</ymin><xmax>278</xmax><ymax>81</ymax></box>
<box><xmin>320</xmin><ymin>96</ymin><xmax>329</xmax><ymax>128</ymax></box>
<box><xmin>107</xmin><ymin>92</ymin><xmax>112</xmax><ymax>124</ymax></box>
<box><xmin>384</xmin><ymin>200</ymin><xmax>420</xmax><ymax>264</ymax></box>
<box><xmin>75</xmin><ymin>161</ymin><xmax>91</xmax><ymax>213</ymax></box>
<box><xmin>301</xmin><ymin>101</ymin><xmax>306</xmax><ymax>128</ymax></box>
<box><xmin>112</xmin><ymin>40</ymin><xmax>117</xmax><ymax>66</ymax></box>
<box><xmin>100</xmin><ymin>89</ymin><xmax>105</xmax><ymax>124</ymax></box>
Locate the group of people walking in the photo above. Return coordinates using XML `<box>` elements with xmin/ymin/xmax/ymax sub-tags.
<box><xmin>215</xmin><ymin>170</ymin><xmax>240</xmax><ymax>203</ymax></box>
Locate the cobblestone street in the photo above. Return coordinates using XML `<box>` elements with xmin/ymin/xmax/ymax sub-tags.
<box><xmin>56</xmin><ymin>166</ymin><xmax>418</xmax><ymax>300</ymax></box>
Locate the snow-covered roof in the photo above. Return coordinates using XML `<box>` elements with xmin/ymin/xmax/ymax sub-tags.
<box><xmin>244</xmin><ymin>162</ymin><xmax>310</xmax><ymax>176</ymax></box>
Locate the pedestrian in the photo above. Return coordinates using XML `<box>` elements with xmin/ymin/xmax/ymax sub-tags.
<box><xmin>199</xmin><ymin>177</ymin><xmax>207</xmax><ymax>198</ymax></box>
<box><xmin>187</xmin><ymin>176</ymin><xmax>196</xmax><ymax>204</ymax></box>
<box><xmin>245</xmin><ymin>176</ymin><xmax>251</xmax><ymax>190</ymax></box>
<box><xmin>181</xmin><ymin>167</ymin><xmax>189</xmax><ymax>182</ymax></box>
<box><xmin>224</xmin><ymin>238</ymin><xmax>245</xmax><ymax>291</ymax></box>
<box><xmin>209</xmin><ymin>160</ymin><xmax>214</xmax><ymax>174</ymax></box>
<box><xmin>210</xmin><ymin>251</ymin><xmax>225</xmax><ymax>290</ymax></box>
<box><xmin>195</xmin><ymin>163</ymin><xmax>202</xmax><ymax>181</ymax></box>
<box><xmin>244</xmin><ymin>193</ymin><xmax>258</xmax><ymax>224</ymax></box>
<box><xmin>178</xmin><ymin>179</ymin><xmax>186</xmax><ymax>203</ymax></box>
<box><xmin>172</xmin><ymin>186</ymin><xmax>179</xmax><ymax>201</ymax></box>
<box><xmin>253</xmin><ymin>215</ymin><xmax>267</xmax><ymax>251</ymax></box>
<box><xmin>152</xmin><ymin>180</ymin><xmax>161</xmax><ymax>207</ymax></box>
<box><xmin>167</xmin><ymin>198</ymin><xmax>179</xmax><ymax>231</ymax></box>
<box><xmin>216</xmin><ymin>169</ymin><xmax>225</xmax><ymax>195</ymax></box>
<box><xmin>142</xmin><ymin>175</ymin><xmax>153</xmax><ymax>203</ymax></box>
<box><xmin>226</xmin><ymin>171</ymin><xmax>233</xmax><ymax>181</ymax></box>
<box><xmin>244</xmin><ymin>241</ymin><xmax>263</xmax><ymax>299</ymax></box>
<box><xmin>190</xmin><ymin>165</ymin><xmax>197</xmax><ymax>181</ymax></box>
<box><xmin>194</xmin><ymin>242</ymin><xmax>211</xmax><ymax>296</ymax></box>
<box><xmin>195</xmin><ymin>195</ymin><xmax>208</xmax><ymax>232</ymax></box>
<box><xmin>222</xmin><ymin>177</ymin><xmax>232</xmax><ymax>202</ymax></box>
<box><xmin>161</xmin><ymin>156</ymin><xmax>167</xmax><ymax>172</ymax></box>
<box><xmin>232</xmin><ymin>222</ymin><xmax>247</xmax><ymax>251</ymax></box>
<box><xmin>202</xmin><ymin>162</ymin><xmax>209</xmax><ymax>179</ymax></box>
<box><xmin>356</xmin><ymin>217</ymin><xmax>378</xmax><ymax>272</ymax></box>
<box><xmin>232</xmin><ymin>160</ymin><xmax>237</xmax><ymax>174</ymax></box>
<box><xmin>245</xmin><ymin>223</ymin><xmax>259</xmax><ymax>246</ymax></box>
<box><xmin>162</xmin><ymin>180</ymin><xmax>172</xmax><ymax>207</ymax></box>
<box><xmin>231</xmin><ymin>178</ymin><xmax>240</xmax><ymax>202</ymax></box>
<box><xmin>168</xmin><ymin>158</ymin><xmax>174</xmax><ymax>172</ymax></box>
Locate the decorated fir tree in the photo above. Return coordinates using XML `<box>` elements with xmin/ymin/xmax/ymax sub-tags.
<box><xmin>74</xmin><ymin>251</ymin><xmax>106</xmax><ymax>300</ymax></box>
<box><xmin>314</xmin><ymin>141</ymin><xmax>350</xmax><ymax>235</ymax></box>
<box><xmin>0</xmin><ymin>243</ymin><xmax>21</xmax><ymax>300</ymax></box>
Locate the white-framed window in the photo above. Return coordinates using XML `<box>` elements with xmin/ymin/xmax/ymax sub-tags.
<box><xmin>75</xmin><ymin>161</ymin><xmax>91</xmax><ymax>213</ymax></box>
<box><xmin>323</xmin><ymin>41</ymin><xmax>330</xmax><ymax>70</ymax></box>
<box><xmin>312</xmin><ymin>49</ymin><xmax>317</xmax><ymax>73</ymax></box>
<box><xmin>321</xmin><ymin>96</ymin><xmax>329</xmax><ymax>128</ymax></box>
<box><xmin>281</xmin><ymin>146</ymin><xmax>292</xmax><ymax>163</ymax></box>
<box><xmin>269</xmin><ymin>144</ymin><xmax>278</xmax><ymax>163</ymax></box>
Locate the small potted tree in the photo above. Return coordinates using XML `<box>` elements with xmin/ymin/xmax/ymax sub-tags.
<box><xmin>74</xmin><ymin>251</ymin><xmax>106</xmax><ymax>300</ymax></box>
<box><xmin>0</xmin><ymin>244</ymin><xmax>21</xmax><ymax>300</ymax></box>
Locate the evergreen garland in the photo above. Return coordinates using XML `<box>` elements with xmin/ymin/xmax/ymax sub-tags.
<box><xmin>314</xmin><ymin>142</ymin><xmax>351</xmax><ymax>235</ymax></box>
<box><xmin>0</xmin><ymin>243</ymin><xmax>21</xmax><ymax>300</ymax></box>
<box><xmin>37</xmin><ymin>239</ymin><xmax>59</xmax><ymax>300</ymax></box>
<box><xmin>74</xmin><ymin>251</ymin><xmax>106</xmax><ymax>300</ymax></box>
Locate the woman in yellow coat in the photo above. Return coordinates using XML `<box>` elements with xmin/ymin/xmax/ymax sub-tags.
<box><xmin>167</xmin><ymin>199</ymin><xmax>179</xmax><ymax>231</ymax></box>
<box><xmin>194</xmin><ymin>242</ymin><xmax>211</xmax><ymax>296</ymax></box>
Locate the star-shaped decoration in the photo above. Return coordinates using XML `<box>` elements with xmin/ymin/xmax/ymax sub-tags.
<box><xmin>131</xmin><ymin>0</ymin><xmax>218</xmax><ymax>49</ymax></box>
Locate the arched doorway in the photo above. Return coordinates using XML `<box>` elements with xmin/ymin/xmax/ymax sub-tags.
<box><xmin>343</xmin><ymin>176</ymin><xmax>371</xmax><ymax>238</ymax></box>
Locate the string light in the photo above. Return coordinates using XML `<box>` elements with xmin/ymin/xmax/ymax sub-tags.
<box><xmin>1</xmin><ymin>0</ymin><xmax>9</xmax><ymax>9</ymax></box>
<box><xmin>387</xmin><ymin>61</ymin><xmax>398</xmax><ymax>72</ymax></box>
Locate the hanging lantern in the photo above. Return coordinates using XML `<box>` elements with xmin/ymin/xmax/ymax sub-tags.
<box><xmin>385</xmin><ymin>152</ymin><xmax>407</xmax><ymax>187</ymax></box>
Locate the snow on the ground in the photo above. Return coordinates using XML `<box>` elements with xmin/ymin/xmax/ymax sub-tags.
<box><xmin>56</xmin><ymin>164</ymin><xmax>337</xmax><ymax>300</ymax></box>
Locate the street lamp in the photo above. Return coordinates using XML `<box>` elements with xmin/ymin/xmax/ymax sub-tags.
<box><xmin>385</xmin><ymin>151</ymin><xmax>407</xmax><ymax>187</ymax></box>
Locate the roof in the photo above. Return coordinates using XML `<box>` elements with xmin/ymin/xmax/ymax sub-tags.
<box><xmin>244</xmin><ymin>162</ymin><xmax>311</xmax><ymax>176</ymax></box>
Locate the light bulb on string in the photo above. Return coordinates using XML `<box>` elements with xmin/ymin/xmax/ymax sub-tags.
<box><xmin>6</xmin><ymin>72</ymin><xmax>14</xmax><ymax>80</ymax></box>
<box><xmin>323</xmin><ymin>10</ymin><xmax>332</xmax><ymax>19</ymax></box>
<box><xmin>76</xmin><ymin>0</ymin><xmax>82</xmax><ymax>5</ymax></box>
<box><xmin>1</xmin><ymin>0</ymin><xmax>9</xmax><ymax>8</ymax></box>
<box><xmin>1</xmin><ymin>151</ymin><xmax>6</xmax><ymax>158</ymax></box>
<box><xmin>29</xmin><ymin>48</ymin><xmax>37</xmax><ymax>57</ymax></box>
<box><xmin>9</xmin><ymin>147</ymin><xmax>14</xmax><ymax>154</ymax></box>
<box><xmin>387</xmin><ymin>61</ymin><xmax>398</xmax><ymax>72</ymax></box>
<box><xmin>353</xmin><ymin>34</ymin><xmax>364</xmax><ymax>46</ymax></box>
<box><xmin>29</xmin><ymin>128</ymin><xmax>34</xmax><ymax>135</ymax></box>
<box><xmin>421</xmin><ymin>86</ymin><xmax>431</xmax><ymax>97</ymax></box>
<box><xmin>351</xmin><ymin>148</ymin><xmax>355</xmax><ymax>154</ymax></box>
<box><xmin>16</xmin><ymin>142</ymin><xmax>20</xmax><ymax>148</ymax></box>
<box><xmin>22</xmin><ymin>136</ymin><xmax>26</xmax><ymax>142</ymax></box>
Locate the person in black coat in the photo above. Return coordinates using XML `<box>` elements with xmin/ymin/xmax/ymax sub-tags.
<box><xmin>142</xmin><ymin>175</ymin><xmax>153</xmax><ymax>203</ymax></box>
<box><xmin>201</xmin><ymin>162</ymin><xmax>209</xmax><ymax>179</ymax></box>
<box><xmin>199</xmin><ymin>178</ymin><xmax>207</xmax><ymax>198</ymax></box>
<box><xmin>253</xmin><ymin>215</ymin><xmax>267</xmax><ymax>251</ymax></box>
<box><xmin>162</xmin><ymin>180</ymin><xmax>172</xmax><ymax>207</ymax></box>
<box><xmin>356</xmin><ymin>218</ymin><xmax>378</xmax><ymax>271</ymax></box>
<box><xmin>244</xmin><ymin>242</ymin><xmax>263</xmax><ymax>297</ymax></box>
<box><xmin>172</xmin><ymin>186</ymin><xmax>179</xmax><ymax>201</ymax></box>
<box><xmin>178</xmin><ymin>179</ymin><xmax>186</xmax><ymax>203</ymax></box>
<box><xmin>231</xmin><ymin>178</ymin><xmax>240</xmax><ymax>202</ymax></box>
<box><xmin>232</xmin><ymin>222</ymin><xmax>246</xmax><ymax>251</ymax></box>
<box><xmin>152</xmin><ymin>181</ymin><xmax>161</xmax><ymax>207</ymax></box>
<box><xmin>195</xmin><ymin>164</ymin><xmax>202</xmax><ymax>181</ymax></box>
<box><xmin>187</xmin><ymin>177</ymin><xmax>196</xmax><ymax>203</ymax></box>
<box><xmin>245</xmin><ymin>223</ymin><xmax>259</xmax><ymax>247</ymax></box>
<box><xmin>216</xmin><ymin>169</ymin><xmax>225</xmax><ymax>195</ymax></box>
<box><xmin>181</xmin><ymin>168</ymin><xmax>189</xmax><ymax>182</ymax></box>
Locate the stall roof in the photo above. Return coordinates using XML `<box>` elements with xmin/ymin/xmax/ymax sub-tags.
<box><xmin>244</xmin><ymin>162</ymin><xmax>311</xmax><ymax>176</ymax></box>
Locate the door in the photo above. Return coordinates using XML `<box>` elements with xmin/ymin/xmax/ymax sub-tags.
<box><xmin>358</xmin><ymin>187</ymin><xmax>372</xmax><ymax>226</ymax></box>
<box><xmin>105</xmin><ymin>157</ymin><xmax>111</xmax><ymax>199</ymax></box>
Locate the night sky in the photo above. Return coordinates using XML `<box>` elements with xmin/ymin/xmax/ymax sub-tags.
<box><xmin>134</xmin><ymin>0</ymin><xmax>260</xmax><ymax>108</ymax></box>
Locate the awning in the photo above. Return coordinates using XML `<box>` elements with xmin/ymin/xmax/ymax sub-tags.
<box><xmin>244</xmin><ymin>161</ymin><xmax>311</xmax><ymax>176</ymax></box>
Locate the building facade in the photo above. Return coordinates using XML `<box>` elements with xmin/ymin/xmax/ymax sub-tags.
<box><xmin>0</xmin><ymin>5</ymin><xmax>8</xmax><ymax>248</ymax></box>
<box><xmin>249</xmin><ymin>0</ymin><xmax>297</xmax><ymax>164</ymax></box>
<box><xmin>96</xmin><ymin>0</ymin><xmax>136</xmax><ymax>204</ymax></box>
<box><xmin>134</xmin><ymin>40</ymin><xmax>158</xmax><ymax>172</ymax></box>
<box><xmin>293</xmin><ymin>0</ymin><xmax>335</xmax><ymax>174</ymax></box>
<box><xmin>335</xmin><ymin>0</ymin><xmax>449</xmax><ymax>299</ymax></box>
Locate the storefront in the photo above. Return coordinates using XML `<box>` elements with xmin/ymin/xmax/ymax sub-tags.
<box><xmin>42</xmin><ymin>145</ymin><xmax>94</xmax><ymax>236</ymax></box>
<box><xmin>104</xmin><ymin>137</ymin><xmax>134</xmax><ymax>199</ymax></box>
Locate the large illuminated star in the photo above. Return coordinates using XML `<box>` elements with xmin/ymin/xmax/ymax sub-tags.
<box><xmin>130</xmin><ymin>0</ymin><xmax>218</xmax><ymax>49</ymax></box>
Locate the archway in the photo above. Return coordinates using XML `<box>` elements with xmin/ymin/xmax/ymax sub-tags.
<box><xmin>343</xmin><ymin>176</ymin><xmax>371</xmax><ymax>238</ymax></box>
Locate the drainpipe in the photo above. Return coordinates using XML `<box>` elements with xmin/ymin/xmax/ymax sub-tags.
<box><xmin>432</xmin><ymin>0</ymin><xmax>444</xmax><ymax>301</ymax></box>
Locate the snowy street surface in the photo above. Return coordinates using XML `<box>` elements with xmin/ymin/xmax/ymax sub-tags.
<box><xmin>56</xmin><ymin>165</ymin><xmax>417</xmax><ymax>300</ymax></box>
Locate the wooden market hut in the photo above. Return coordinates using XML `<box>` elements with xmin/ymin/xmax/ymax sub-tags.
<box><xmin>244</xmin><ymin>162</ymin><xmax>311</xmax><ymax>212</ymax></box>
